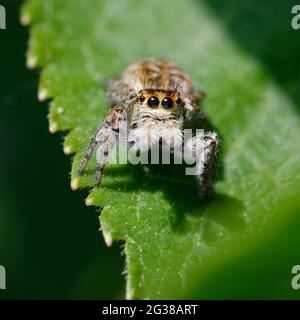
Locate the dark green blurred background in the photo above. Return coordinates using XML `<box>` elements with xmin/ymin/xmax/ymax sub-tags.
<box><xmin>0</xmin><ymin>0</ymin><xmax>124</xmax><ymax>299</ymax></box>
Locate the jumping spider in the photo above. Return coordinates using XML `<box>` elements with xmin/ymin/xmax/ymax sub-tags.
<box><xmin>78</xmin><ymin>58</ymin><xmax>220</xmax><ymax>197</ymax></box>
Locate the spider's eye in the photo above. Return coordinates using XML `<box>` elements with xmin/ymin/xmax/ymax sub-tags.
<box><xmin>161</xmin><ymin>97</ymin><xmax>174</xmax><ymax>109</ymax></box>
<box><xmin>139</xmin><ymin>95</ymin><xmax>145</xmax><ymax>103</ymax></box>
<box><xmin>147</xmin><ymin>96</ymin><xmax>159</xmax><ymax>108</ymax></box>
<box><xmin>176</xmin><ymin>98</ymin><xmax>182</xmax><ymax>104</ymax></box>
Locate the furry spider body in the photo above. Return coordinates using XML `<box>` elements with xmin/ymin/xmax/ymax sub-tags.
<box><xmin>78</xmin><ymin>59</ymin><xmax>220</xmax><ymax>197</ymax></box>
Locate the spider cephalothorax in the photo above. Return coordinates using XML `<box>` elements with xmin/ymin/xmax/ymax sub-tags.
<box><xmin>78</xmin><ymin>58</ymin><xmax>220</xmax><ymax>197</ymax></box>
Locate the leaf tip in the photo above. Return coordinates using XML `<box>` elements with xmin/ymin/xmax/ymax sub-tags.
<box><xmin>71</xmin><ymin>178</ymin><xmax>79</xmax><ymax>191</ymax></box>
<box><xmin>126</xmin><ymin>287</ymin><xmax>135</xmax><ymax>300</ymax></box>
<box><xmin>63</xmin><ymin>145</ymin><xmax>72</xmax><ymax>155</ymax></box>
<box><xmin>38</xmin><ymin>88</ymin><xmax>49</xmax><ymax>101</ymax></box>
<box><xmin>20</xmin><ymin>13</ymin><xmax>31</xmax><ymax>26</ymax></box>
<box><xmin>85</xmin><ymin>197</ymin><xmax>94</xmax><ymax>206</ymax></box>
<box><xmin>26</xmin><ymin>55</ymin><xmax>38</xmax><ymax>69</ymax></box>
<box><xmin>102</xmin><ymin>229</ymin><xmax>113</xmax><ymax>247</ymax></box>
<box><xmin>49</xmin><ymin>121</ymin><xmax>57</xmax><ymax>134</ymax></box>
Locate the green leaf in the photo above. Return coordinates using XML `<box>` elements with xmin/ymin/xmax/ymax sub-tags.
<box><xmin>22</xmin><ymin>0</ymin><xmax>300</xmax><ymax>299</ymax></box>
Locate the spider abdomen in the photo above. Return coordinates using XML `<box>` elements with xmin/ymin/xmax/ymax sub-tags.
<box><xmin>121</xmin><ymin>58</ymin><xmax>193</xmax><ymax>95</ymax></box>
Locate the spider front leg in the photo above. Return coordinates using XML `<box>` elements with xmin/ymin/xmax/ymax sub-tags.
<box><xmin>186</xmin><ymin>131</ymin><xmax>220</xmax><ymax>198</ymax></box>
<box><xmin>77</xmin><ymin>106</ymin><xmax>127</xmax><ymax>187</ymax></box>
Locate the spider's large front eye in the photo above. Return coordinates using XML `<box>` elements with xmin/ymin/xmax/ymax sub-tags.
<box><xmin>147</xmin><ymin>96</ymin><xmax>159</xmax><ymax>108</ymax></box>
<box><xmin>161</xmin><ymin>97</ymin><xmax>174</xmax><ymax>109</ymax></box>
